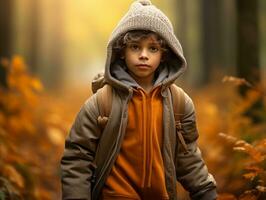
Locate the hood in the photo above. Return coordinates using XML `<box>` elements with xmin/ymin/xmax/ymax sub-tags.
<box><xmin>104</xmin><ymin>0</ymin><xmax>187</xmax><ymax>91</ymax></box>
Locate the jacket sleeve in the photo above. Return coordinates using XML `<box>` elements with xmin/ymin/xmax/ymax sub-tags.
<box><xmin>175</xmin><ymin>92</ymin><xmax>217</xmax><ymax>200</ymax></box>
<box><xmin>61</xmin><ymin>95</ymin><xmax>101</xmax><ymax>200</ymax></box>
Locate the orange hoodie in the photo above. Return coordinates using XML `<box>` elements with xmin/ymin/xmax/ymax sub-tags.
<box><xmin>101</xmin><ymin>86</ymin><xmax>169</xmax><ymax>200</ymax></box>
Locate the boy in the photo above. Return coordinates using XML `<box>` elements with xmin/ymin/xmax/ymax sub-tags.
<box><xmin>61</xmin><ymin>0</ymin><xmax>217</xmax><ymax>200</ymax></box>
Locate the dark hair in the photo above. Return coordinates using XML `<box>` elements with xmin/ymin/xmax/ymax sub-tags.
<box><xmin>112</xmin><ymin>30</ymin><xmax>169</xmax><ymax>61</ymax></box>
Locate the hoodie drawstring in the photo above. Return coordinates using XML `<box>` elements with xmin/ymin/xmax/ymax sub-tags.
<box><xmin>141</xmin><ymin>90</ymin><xmax>147</xmax><ymax>187</ymax></box>
<box><xmin>139</xmin><ymin>88</ymin><xmax>159</xmax><ymax>188</ymax></box>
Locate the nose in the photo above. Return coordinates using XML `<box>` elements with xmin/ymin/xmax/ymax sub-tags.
<box><xmin>139</xmin><ymin>49</ymin><xmax>148</xmax><ymax>60</ymax></box>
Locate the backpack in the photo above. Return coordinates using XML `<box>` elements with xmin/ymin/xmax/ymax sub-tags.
<box><xmin>91</xmin><ymin>74</ymin><xmax>189</xmax><ymax>153</ymax></box>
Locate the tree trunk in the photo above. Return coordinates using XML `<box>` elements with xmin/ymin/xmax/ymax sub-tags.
<box><xmin>175</xmin><ymin>0</ymin><xmax>204</xmax><ymax>87</ymax></box>
<box><xmin>28</xmin><ymin>0</ymin><xmax>40</xmax><ymax>73</ymax></box>
<box><xmin>0</xmin><ymin>0</ymin><xmax>13</xmax><ymax>87</ymax></box>
<box><xmin>201</xmin><ymin>0</ymin><xmax>231</xmax><ymax>82</ymax></box>
<box><xmin>236</xmin><ymin>0</ymin><xmax>264</xmax><ymax>124</ymax></box>
<box><xmin>236</xmin><ymin>0</ymin><xmax>260</xmax><ymax>95</ymax></box>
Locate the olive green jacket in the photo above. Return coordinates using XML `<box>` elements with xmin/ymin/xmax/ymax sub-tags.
<box><xmin>61</xmin><ymin>83</ymin><xmax>217</xmax><ymax>200</ymax></box>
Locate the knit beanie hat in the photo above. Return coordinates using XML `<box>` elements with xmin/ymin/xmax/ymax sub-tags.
<box><xmin>104</xmin><ymin>0</ymin><xmax>187</xmax><ymax>88</ymax></box>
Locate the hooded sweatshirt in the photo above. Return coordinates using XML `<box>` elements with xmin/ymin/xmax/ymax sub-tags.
<box><xmin>101</xmin><ymin>65</ymin><xmax>171</xmax><ymax>199</ymax></box>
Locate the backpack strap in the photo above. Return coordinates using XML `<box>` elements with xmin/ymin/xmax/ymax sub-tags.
<box><xmin>170</xmin><ymin>84</ymin><xmax>188</xmax><ymax>154</ymax></box>
<box><xmin>90</xmin><ymin>84</ymin><xmax>113</xmax><ymax>184</ymax></box>
<box><xmin>96</xmin><ymin>84</ymin><xmax>112</xmax><ymax>130</ymax></box>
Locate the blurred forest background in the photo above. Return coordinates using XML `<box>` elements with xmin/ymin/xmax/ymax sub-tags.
<box><xmin>0</xmin><ymin>0</ymin><xmax>265</xmax><ymax>199</ymax></box>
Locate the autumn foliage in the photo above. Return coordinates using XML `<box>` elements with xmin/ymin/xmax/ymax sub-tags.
<box><xmin>0</xmin><ymin>56</ymin><xmax>69</xmax><ymax>199</ymax></box>
<box><xmin>193</xmin><ymin>76</ymin><xmax>266</xmax><ymax>200</ymax></box>
<box><xmin>0</xmin><ymin>56</ymin><xmax>265</xmax><ymax>199</ymax></box>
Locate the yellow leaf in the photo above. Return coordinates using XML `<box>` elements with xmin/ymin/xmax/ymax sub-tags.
<box><xmin>233</xmin><ymin>147</ymin><xmax>246</xmax><ymax>152</ymax></box>
<box><xmin>222</xmin><ymin>76</ymin><xmax>252</xmax><ymax>88</ymax></box>
<box><xmin>31</xmin><ymin>78</ymin><xmax>43</xmax><ymax>92</ymax></box>
<box><xmin>256</xmin><ymin>185</ymin><xmax>266</xmax><ymax>192</ymax></box>
<box><xmin>47</xmin><ymin>127</ymin><xmax>65</xmax><ymax>146</ymax></box>
<box><xmin>11</xmin><ymin>56</ymin><xmax>27</xmax><ymax>73</ymax></box>
<box><xmin>245</xmin><ymin>165</ymin><xmax>263</xmax><ymax>172</ymax></box>
<box><xmin>243</xmin><ymin>172</ymin><xmax>257</xmax><ymax>180</ymax></box>
<box><xmin>3</xmin><ymin>164</ymin><xmax>25</xmax><ymax>189</ymax></box>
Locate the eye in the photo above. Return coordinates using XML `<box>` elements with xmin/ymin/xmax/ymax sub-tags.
<box><xmin>149</xmin><ymin>46</ymin><xmax>159</xmax><ymax>52</ymax></box>
<box><xmin>129</xmin><ymin>44</ymin><xmax>140</xmax><ymax>51</ymax></box>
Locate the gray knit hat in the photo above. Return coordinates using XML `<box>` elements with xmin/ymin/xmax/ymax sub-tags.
<box><xmin>104</xmin><ymin>0</ymin><xmax>187</xmax><ymax>89</ymax></box>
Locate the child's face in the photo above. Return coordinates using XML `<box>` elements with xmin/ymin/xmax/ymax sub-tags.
<box><xmin>124</xmin><ymin>34</ymin><xmax>163</xmax><ymax>83</ymax></box>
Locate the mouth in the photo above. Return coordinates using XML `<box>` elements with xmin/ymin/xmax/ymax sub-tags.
<box><xmin>136</xmin><ymin>64</ymin><xmax>151</xmax><ymax>68</ymax></box>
